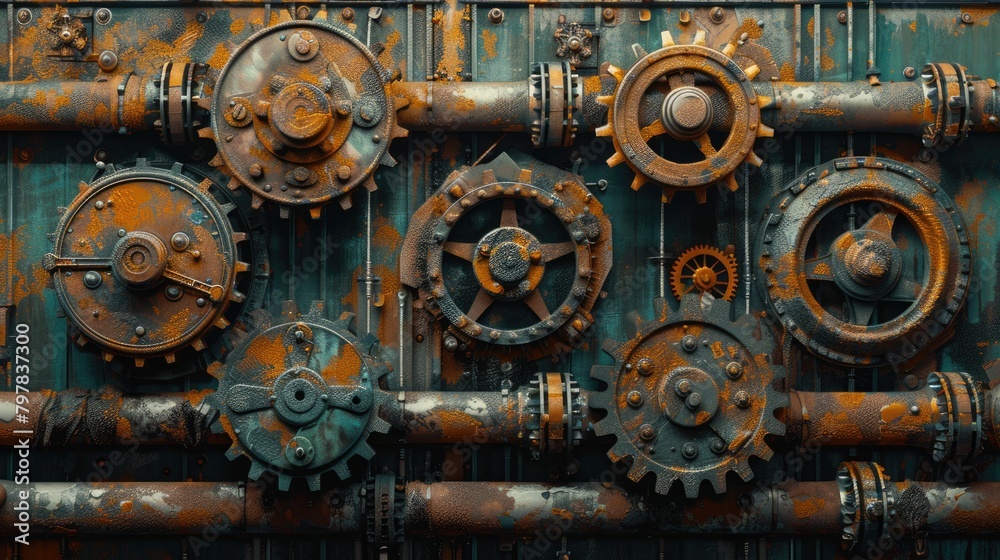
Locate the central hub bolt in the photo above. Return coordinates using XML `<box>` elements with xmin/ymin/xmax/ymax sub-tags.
<box><xmin>488</xmin><ymin>242</ymin><xmax>531</xmax><ymax>284</ymax></box>
<box><xmin>270</xmin><ymin>82</ymin><xmax>333</xmax><ymax>144</ymax></box>
<box><xmin>844</xmin><ymin>238</ymin><xmax>894</xmax><ymax>286</ymax></box>
<box><xmin>685</xmin><ymin>392</ymin><xmax>702</xmax><ymax>409</ymax></box>
<box><xmin>661</xmin><ymin>86</ymin><xmax>714</xmax><ymax>140</ymax></box>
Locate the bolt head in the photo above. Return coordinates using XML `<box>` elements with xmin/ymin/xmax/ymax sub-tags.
<box><xmin>735</xmin><ymin>391</ymin><xmax>751</xmax><ymax>408</ymax></box>
<box><xmin>638</xmin><ymin>424</ymin><xmax>656</xmax><ymax>441</ymax></box>
<box><xmin>685</xmin><ymin>392</ymin><xmax>702</xmax><ymax>409</ymax></box>
<box><xmin>626</xmin><ymin>390</ymin><xmax>644</xmax><ymax>407</ymax></box>
<box><xmin>83</xmin><ymin>271</ymin><xmax>102</xmax><ymax>289</ymax></box>
<box><xmin>681</xmin><ymin>442</ymin><xmax>699</xmax><ymax>459</ymax></box>
<box><xmin>711</xmin><ymin>439</ymin><xmax>726</xmax><ymax>453</ymax></box>
<box><xmin>637</xmin><ymin>357</ymin><xmax>654</xmax><ymax>375</ymax></box>
<box><xmin>681</xmin><ymin>335</ymin><xmax>698</xmax><ymax>352</ymax></box>
<box><xmin>725</xmin><ymin>361</ymin><xmax>743</xmax><ymax>379</ymax></box>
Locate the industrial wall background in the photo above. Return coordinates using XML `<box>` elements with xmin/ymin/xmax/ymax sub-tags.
<box><xmin>1</xmin><ymin>1</ymin><xmax>999</xmax><ymax>559</ymax></box>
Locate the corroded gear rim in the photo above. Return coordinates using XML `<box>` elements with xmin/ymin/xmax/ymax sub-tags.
<box><xmin>208</xmin><ymin>302</ymin><xmax>391</xmax><ymax>491</ymax></box>
<box><xmin>207</xmin><ymin>20</ymin><xmax>407</xmax><ymax>217</ymax></box>
<box><xmin>589</xmin><ymin>294</ymin><xmax>786</xmax><ymax>498</ymax></box>
<box><xmin>402</xmin><ymin>152</ymin><xmax>613</xmax><ymax>356</ymax></box>
<box><xmin>756</xmin><ymin>157</ymin><xmax>971</xmax><ymax>368</ymax></box>
<box><xmin>670</xmin><ymin>244</ymin><xmax>738</xmax><ymax>301</ymax></box>
<box><xmin>47</xmin><ymin>160</ymin><xmax>248</xmax><ymax>364</ymax></box>
<box><xmin>597</xmin><ymin>31</ymin><xmax>772</xmax><ymax>201</ymax></box>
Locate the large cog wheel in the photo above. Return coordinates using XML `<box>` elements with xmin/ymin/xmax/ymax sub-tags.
<box><xmin>209</xmin><ymin>301</ymin><xmax>391</xmax><ymax>491</ymax></box>
<box><xmin>670</xmin><ymin>245</ymin><xmax>738</xmax><ymax>301</ymax></box>
<box><xmin>590</xmin><ymin>295</ymin><xmax>786</xmax><ymax>497</ymax></box>
<box><xmin>400</xmin><ymin>152</ymin><xmax>612</xmax><ymax>359</ymax></box>
<box><xmin>205</xmin><ymin>21</ymin><xmax>408</xmax><ymax>218</ymax></box>
<box><xmin>596</xmin><ymin>29</ymin><xmax>773</xmax><ymax>202</ymax></box>
<box><xmin>43</xmin><ymin>159</ymin><xmax>251</xmax><ymax>370</ymax></box>
<box><xmin>756</xmin><ymin>157</ymin><xmax>971</xmax><ymax>368</ymax></box>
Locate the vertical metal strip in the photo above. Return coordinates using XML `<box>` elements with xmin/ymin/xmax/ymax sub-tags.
<box><xmin>847</xmin><ymin>2</ymin><xmax>854</xmax><ymax>156</ymax></box>
<box><xmin>528</xmin><ymin>5</ymin><xmax>535</xmax><ymax>64</ymax></box>
<box><xmin>868</xmin><ymin>0</ymin><xmax>877</xmax><ymax>155</ymax></box>
<box><xmin>813</xmin><ymin>4</ymin><xmax>821</xmax><ymax>166</ymax></box>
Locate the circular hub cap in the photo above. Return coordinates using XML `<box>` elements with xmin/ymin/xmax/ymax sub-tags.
<box><xmin>111</xmin><ymin>231</ymin><xmax>168</xmax><ymax>288</ymax></box>
<box><xmin>661</xmin><ymin>86</ymin><xmax>714</xmax><ymax>140</ymax></box>
<box><xmin>472</xmin><ymin>227</ymin><xmax>545</xmax><ymax>300</ymax></box>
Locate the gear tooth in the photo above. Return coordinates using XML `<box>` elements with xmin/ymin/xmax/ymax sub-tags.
<box><xmin>595</xmin><ymin>124</ymin><xmax>613</xmax><ymax>137</ymax></box>
<box><xmin>214</xmin><ymin>316</ymin><xmax>231</xmax><ymax>330</ymax></box>
<box><xmin>308</xmin><ymin>206</ymin><xmax>323</xmax><ymax>220</ymax></box>
<box><xmin>278</xmin><ymin>206</ymin><xmax>291</xmax><ymax>219</ymax></box>
<box><xmin>755</xmin><ymin>442</ymin><xmax>775</xmax><ymax>462</ymax></box>
<box><xmin>219</xmin><ymin>202</ymin><xmax>237</xmax><ymax>215</ymax></box>
<box><xmin>197</xmin><ymin>126</ymin><xmax>214</xmax><ymax>139</ymax></box>
<box><xmin>590</xmin><ymin>364</ymin><xmax>615</xmax><ymax>384</ymax></box>
<box><xmin>393</xmin><ymin>124</ymin><xmax>409</xmax><ymax>139</ymax></box>
<box><xmin>736</xmin><ymin>462</ymin><xmax>754</xmax><ymax>481</ymax></box>
<box><xmin>758</xmin><ymin>123</ymin><xmax>775</xmax><ymax>138</ymax></box>
<box><xmin>225</xmin><ymin>446</ymin><xmax>243</xmax><ymax>460</ymax></box>
<box><xmin>721</xmin><ymin>42</ymin><xmax>738</xmax><ymax>58</ymax></box>
<box><xmin>630</xmin><ymin>174</ymin><xmax>648</xmax><ymax>191</ymax></box>
<box><xmin>743</xmin><ymin>63</ymin><xmax>761</xmax><ymax>81</ymax></box>
<box><xmin>306</xmin><ymin>474</ymin><xmax>322</xmax><ymax>492</ymax></box>
<box><xmin>248</xmin><ymin>461</ymin><xmax>267</xmax><ymax>481</ymax></box>
<box><xmin>609</xmin><ymin>440</ymin><xmax>634</xmax><ymax>462</ymax></box>
<box><xmin>338</xmin><ymin>194</ymin><xmax>354</xmax><ymax>210</ymax></box>
<box><xmin>724</xmin><ymin>173</ymin><xmax>740</xmax><ymax>193</ymax></box>
<box><xmin>592</xmin><ymin>418</ymin><xmax>614</xmax><ymax>437</ymax></box>
<box><xmin>746</xmin><ymin>151</ymin><xmax>764</xmax><ymax>167</ymax></box>
<box><xmin>197</xmin><ymin>178</ymin><xmax>213</xmax><ymax>192</ymax></box>
<box><xmin>207</xmin><ymin>361</ymin><xmax>223</xmax><ymax>379</ymax></box>
<box><xmin>380</xmin><ymin>152</ymin><xmax>398</xmax><ymax>167</ymax></box>
<box><xmin>356</xmin><ymin>441</ymin><xmax>376</xmax><ymax>460</ymax></box>
<box><xmin>208</xmin><ymin>154</ymin><xmax>225</xmax><ymax>168</ymax></box>
<box><xmin>197</xmin><ymin>96</ymin><xmax>212</xmax><ymax>110</ymax></box>
<box><xmin>657</xmin><ymin>474</ymin><xmax>679</xmax><ymax>495</ymax></box>
<box><xmin>232</xmin><ymin>231</ymin><xmax>249</xmax><ymax>244</ymax></box>
<box><xmin>606</xmin><ymin>151</ymin><xmax>626</xmax><ymax>167</ymax></box>
<box><xmin>660</xmin><ymin>30</ymin><xmax>675</xmax><ymax>48</ymax></box>
<box><xmin>277</xmin><ymin>473</ymin><xmax>292</xmax><ymax>491</ymax></box>
<box><xmin>693</xmin><ymin>29</ymin><xmax>707</xmax><ymax>46</ymax></box>
<box><xmin>103</xmin><ymin>351</ymin><xmax>115</xmax><ymax>363</ymax></box>
<box><xmin>371</xmin><ymin>416</ymin><xmax>391</xmax><ymax>434</ymax></box>
<box><xmin>695</xmin><ymin>187</ymin><xmax>708</xmax><ymax>204</ymax></box>
<box><xmin>607</xmin><ymin>64</ymin><xmax>625</xmax><ymax>82</ymax></box>
<box><xmin>711</xmin><ymin>473</ymin><xmax>728</xmax><ymax>495</ymax></box>
<box><xmin>333</xmin><ymin>461</ymin><xmax>352</xmax><ymax>480</ymax></box>
<box><xmin>134</xmin><ymin>358</ymin><xmax>145</xmax><ymax>368</ymax></box>
<box><xmin>78</xmin><ymin>181</ymin><xmax>90</xmax><ymax>193</ymax></box>
<box><xmin>250</xmin><ymin>194</ymin><xmax>265</xmax><ymax>209</ymax></box>
<box><xmin>663</xmin><ymin>189</ymin><xmax>675</xmax><ymax>203</ymax></box>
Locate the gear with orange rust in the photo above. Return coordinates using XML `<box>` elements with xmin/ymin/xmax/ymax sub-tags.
<box><xmin>209</xmin><ymin>301</ymin><xmax>391</xmax><ymax>491</ymax></box>
<box><xmin>596</xmin><ymin>29</ymin><xmax>773</xmax><ymax>202</ymax></box>
<box><xmin>204</xmin><ymin>20</ymin><xmax>408</xmax><ymax>219</ymax></box>
<box><xmin>590</xmin><ymin>295</ymin><xmax>786</xmax><ymax>497</ymax></box>
<box><xmin>670</xmin><ymin>245</ymin><xmax>738</xmax><ymax>302</ymax></box>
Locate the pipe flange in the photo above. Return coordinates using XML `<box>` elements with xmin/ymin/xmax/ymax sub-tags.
<box><xmin>837</xmin><ymin>461</ymin><xmax>899</xmax><ymax>552</ymax></box>
<box><xmin>927</xmin><ymin>371</ymin><xmax>984</xmax><ymax>464</ymax></box>
<box><xmin>756</xmin><ymin>157</ymin><xmax>971</xmax><ymax>368</ymax></box>
<box><xmin>525</xmin><ymin>372</ymin><xmax>584</xmax><ymax>458</ymax></box>
<box><xmin>529</xmin><ymin>61</ymin><xmax>581</xmax><ymax>148</ymax></box>
<box><xmin>590</xmin><ymin>295</ymin><xmax>786</xmax><ymax>497</ymax></box>
<box><xmin>920</xmin><ymin>63</ymin><xmax>972</xmax><ymax>149</ymax></box>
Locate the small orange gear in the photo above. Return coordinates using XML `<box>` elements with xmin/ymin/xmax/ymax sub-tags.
<box><xmin>670</xmin><ymin>245</ymin><xmax>738</xmax><ymax>301</ymax></box>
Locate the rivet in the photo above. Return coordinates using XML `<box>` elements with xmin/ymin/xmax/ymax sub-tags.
<box><xmin>681</xmin><ymin>335</ymin><xmax>697</xmax><ymax>352</ymax></box>
<box><xmin>83</xmin><ymin>271</ymin><xmax>102</xmax><ymax>289</ymax></box>
<box><xmin>135</xmin><ymin>326</ymin><xmax>146</xmax><ymax>336</ymax></box>
<box><xmin>627</xmin><ymin>390</ymin><xmax>643</xmax><ymax>407</ymax></box>
<box><xmin>681</xmin><ymin>442</ymin><xmax>698</xmax><ymax>459</ymax></box>
<box><xmin>196</xmin><ymin>298</ymin><xmax>207</xmax><ymax>307</ymax></box>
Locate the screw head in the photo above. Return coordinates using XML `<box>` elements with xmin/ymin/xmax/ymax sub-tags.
<box><xmin>710</xmin><ymin>7</ymin><xmax>725</xmax><ymax>23</ymax></box>
<box><xmin>903</xmin><ymin>66</ymin><xmax>916</xmax><ymax>79</ymax></box>
<box><xmin>676</xmin><ymin>379</ymin><xmax>692</xmax><ymax>395</ymax></box>
<box><xmin>681</xmin><ymin>335</ymin><xmax>698</xmax><ymax>352</ymax></box>
<box><xmin>83</xmin><ymin>271</ymin><xmax>103</xmax><ymax>289</ymax></box>
<box><xmin>962</xmin><ymin>12</ymin><xmax>973</xmax><ymax>24</ymax></box>
<box><xmin>637</xmin><ymin>357</ymin><xmax>654</xmax><ymax>375</ymax></box>
<box><xmin>249</xmin><ymin>163</ymin><xmax>263</xmax><ymax>178</ymax></box>
<box><xmin>725</xmin><ymin>361</ymin><xmax>743</xmax><ymax>379</ymax></box>
<box><xmin>16</xmin><ymin>8</ymin><xmax>31</xmax><ymax>24</ymax></box>
<box><xmin>710</xmin><ymin>439</ymin><xmax>726</xmax><ymax>454</ymax></box>
<box><xmin>639</xmin><ymin>424</ymin><xmax>656</xmax><ymax>441</ymax></box>
<box><xmin>837</xmin><ymin>10</ymin><xmax>847</xmax><ymax>24</ymax></box>
<box><xmin>681</xmin><ymin>442</ymin><xmax>699</xmax><ymax>459</ymax></box>
<box><xmin>488</xmin><ymin>7</ymin><xmax>504</xmax><ymax>24</ymax></box>
<box><xmin>734</xmin><ymin>391</ymin><xmax>751</xmax><ymax>408</ymax></box>
<box><xmin>342</xmin><ymin>7</ymin><xmax>355</xmax><ymax>22</ymax></box>
<box><xmin>685</xmin><ymin>392</ymin><xmax>702</xmax><ymax>409</ymax></box>
<box><xmin>626</xmin><ymin>390</ymin><xmax>644</xmax><ymax>407</ymax></box>
<box><xmin>602</xmin><ymin>8</ymin><xmax>615</xmax><ymax>22</ymax></box>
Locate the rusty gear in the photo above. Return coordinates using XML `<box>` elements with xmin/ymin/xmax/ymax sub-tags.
<box><xmin>670</xmin><ymin>245</ymin><xmax>738</xmax><ymax>301</ymax></box>
<box><xmin>596</xmin><ymin>29</ymin><xmax>772</xmax><ymax>202</ymax></box>
<box><xmin>43</xmin><ymin>160</ymin><xmax>250</xmax><ymax>369</ymax></box>
<box><xmin>205</xmin><ymin>21</ymin><xmax>408</xmax><ymax>218</ymax></box>
<box><xmin>756</xmin><ymin>157</ymin><xmax>971</xmax><ymax>368</ymax></box>
<box><xmin>209</xmin><ymin>301</ymin><xmax>391</xmax><ymax>491</ymax></box>
<box><xmin>590</xmin><ymin>295</ymin><xmax>786</xmax><ymax>497</ymax></box>
<box><xmin>400</xmin><ymin>152</ymin><xmax>612</xmax><ymax>358</ymax></box>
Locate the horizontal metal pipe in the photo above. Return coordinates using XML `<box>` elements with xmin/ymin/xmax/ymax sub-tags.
<box><xmin>392</xmin><ymin>81</ymin><xmax>533</xmax><ymax>133</ymax></box>
<box><xmin>0</xmin><ymin>76</ymin><xmax>153</xmax><ymax>132</ymax></box>
<box><xmin>380</xmin><ymin>390</ymin><xmax>528</xmax><ymax>444</ymax></box>
<box><xmin>5</xmin><ymin>479</ymin><xmax>1000</xmax><ymax>537</ymax></box>
<box><xmin>0</xmin><ymin>387</ymin><xmax>222</xmax><ymax>448</ymax></box>
<box><xmin>784</xmin><ymin>389</ymin><xmax>937</xmax><ymax>449</ymax></box>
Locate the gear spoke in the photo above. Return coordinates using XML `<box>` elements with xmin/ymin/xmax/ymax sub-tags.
<box><xmin>500</xmin><ymin>198</ymin><xmax>520</xmax><ymax>228</ymax></box>
<box><xmin>861</xmin><ymin>209</ymin><xmax>898</xmax><ymax>236</ymax></box>
<box><xmin>641</xmin><ymin>120</ymin><xmax>667</xmax><ymax>142</ymax></box>
<box><xmin>804</xmin><ymin>254</ymin><xmax>835</xmax><ymax>281</ymax></box>
<box><xmin>847</xmin><ymin>298</ymin><xmax>878</xmax><ymax>326</ymax></box>
<box><xmin>883</xmin><ymin>275</ymin><xmax>922</xmax><ymax>302</ymax></box>
<box><xmin>225</xmin><ymin>383</ymin><xmax>274</xmax><ymax>414</ymax></box>
<box><xmin>443</xmin><ymin>241</ymin><xmax>477</xmax><ymax>261</ymax></box>
<box><xmin>694</xmin><ymin>134</ymin><xmax>717</xmax><ymax>158</ymax></box>
<box><xmin>466</xmin><ymin>288</ymin><xmax>495</xmax><ymax>322</ymax></box>
<box><xmin>523</xmin><ymin>290</ymin><xmax>551</xmax><ymax>321</ymax></box>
